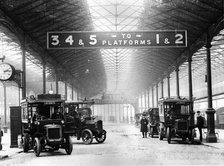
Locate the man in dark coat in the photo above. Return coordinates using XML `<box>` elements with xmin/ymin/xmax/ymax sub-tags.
<box><xmin>196</xmin><ymin>111</ymin><xmax>204</xmax><ymax>142</ymax></box>
<box><xmin>140</xmin><ymin>115</ymin><xmax>149</xmax><ymax>138</ymax></box>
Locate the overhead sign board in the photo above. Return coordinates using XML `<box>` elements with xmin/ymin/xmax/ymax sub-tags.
<box><xmin>47</xmin><ymin>30</ymin><xmax>187</xmax><ymax>49</ymax></box>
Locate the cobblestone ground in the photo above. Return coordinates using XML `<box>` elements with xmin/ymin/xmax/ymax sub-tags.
<box><xmin>1</xmin><ymin>123</ymin><xmax>224</xmax><ymax>166</ymax></box>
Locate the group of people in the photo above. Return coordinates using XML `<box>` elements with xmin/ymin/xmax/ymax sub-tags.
<box><xmin>139</xmin><ymin>110</ymin><xmax>205</xmax><ymax>142</ymax></box>
<box><xmin>32</xmin><ymin>107</ymin><xmax>64</xmax><ymax>122</ymax></box>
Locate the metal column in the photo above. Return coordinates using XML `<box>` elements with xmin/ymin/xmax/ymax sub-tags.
<box><xmin>205</xmin><ymin>36</ymin><xmax>217</xmax><ymax>143</ymax></box>
<box><xmin>188</xmin><ymin>56</ymin><xmax>195</xmax><ymax>127</ymax></box>
<box><xmin>55</xmin><ymin>71</ymin><xmax>59</xmax><ymax>94</ymax></box>
<box><xmin>156</xmin><ymin>84</ymin><xmax>158</xmax><ymax>107</ymax></box>
<box><xmin>145</xmin><ymin>91</ymin><xmax>147</xmax><ymax>109</ymax></box>
<box><xmin>188</xmin><ymin>56</ymin><xmax>193</xmax><ymax>101</ymax></box>
<box><xmin>151</xmin><ymin>86</ymin><xmax>154</xmax><ymax>107</ymax></box>
<box><xmin>161</xmin><ymin>79</ymin><xmax>164</xmax><ymax>98</ymax></box>
<box><xmin>71</xmin><ymin>84</ymin><xmax>74</xmax><ymax>100</ymax></box>
<box><xmin>175</xmin><ymin>67</ymin><xmax>180</xmax><ymax>98</ymax></box>
<box><xmin>140</xmin><ymin>94</ymin><xmax>143</xmax><ymax>113</ymax></box>
<box><xmin>64</xmin><ymin>77</ymin><xmax>67</xmax><ymax>101</ymax></box>
<box><xmin>22</xmin><ymin>36</ymin><xmax>26</xmax><ymax>99</ymax></box>
<box><xmin>77</xmin><ymin>90</ymin><xmax>79</xmax><ymax>100</ymax></box>
<box><xmin>167</xmin><ymin>75</ymin><xmax>170</xmax><ymax>98</ymax></box>
<box><xmin>42</xmin><ymin>60</ymin><xmax>46</xmax><ymax>94</ymax></box>
<box><xmin>148</xmin><ymin>90</ymin><xmax>150</xmax><ymax>108</ymax></box>
<box><xmin>3</xmin><ymin>82</ymin><xmax>7</xmax><ymax>128</ymax></box>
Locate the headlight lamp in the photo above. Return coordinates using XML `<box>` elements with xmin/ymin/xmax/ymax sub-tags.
<box><xmin>35</xmin><ymin>121</ymin><xmax>40</xmax><ymax>125</ymax></box>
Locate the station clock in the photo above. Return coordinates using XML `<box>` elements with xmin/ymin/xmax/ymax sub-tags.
<box><xmin>0</xmin><ymin>63</ymin><xmax>15</xmax><ymax>81</ymax></box>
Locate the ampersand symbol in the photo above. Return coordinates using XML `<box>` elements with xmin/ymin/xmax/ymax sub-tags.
<box><xmin>79</xmin><ymin>39</ymin><xmax>84</xmax><ymax>46</ymax></box>
<box><xmin>164</xmin><ymin>38</ymin><xmax>170</xmax><ymax>44</ymax></box>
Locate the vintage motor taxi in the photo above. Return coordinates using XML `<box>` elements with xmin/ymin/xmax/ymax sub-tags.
<box><xmin>148</xmin><ymin>108</ymin><xmax>160</xmax><ymax>138</ymax></box>
<box><xmin>21</xmin><ymin>94</ymin><xmax>73</xmax><ymax>157</ymax></box>
<box><xmin>65</xmin><ymin>100</ymin><xmax>106</xmax><ymax>145</ymax></box>
<box><xmin>158</xmin><ymin>97</ymin><xmax>195</xmax><ymax>144</ymax></box>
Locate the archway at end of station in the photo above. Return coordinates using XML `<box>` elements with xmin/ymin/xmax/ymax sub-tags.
<box><xmin>91</xmin><ymin>104</ymin><xmax>137</xmax><ymax>124</ymax></box>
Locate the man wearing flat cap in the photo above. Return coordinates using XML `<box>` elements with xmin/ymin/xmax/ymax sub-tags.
<box><xmin>140</xmin><ymin>112</ymin><xmax>149</xmax><ymax>138</ymax></box>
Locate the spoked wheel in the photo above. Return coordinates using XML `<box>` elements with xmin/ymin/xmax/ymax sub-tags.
<box><xmin>189</xmin><ymin>128</ymin><xmax>195</xmax><ymax>143</ymax></box>
<box><xmin>65</xmin><ymin>136</ymin><xmax>73</xmax><ymax>155</ymax></box>
<box><xmin>0</xmin><ymin>135</ymin><xmax>2</xmax><ymax>150</ymax></box>
<box><xmin>23</xmin><ymin>133</ymin><xmax>29</xmax><ymax>153</ymax></box>
<box><xmin>82</xmin><ymin>129</ymin><xmax>93</xmax><ymax>145</ymax></box>
<box><xmin>159</xmin><ymin>127</ymin><xmax>164</xmax><ymax>140</ymax></box>
<box><xmin>167</xmin><ymin>127</ymin><xmax>171</xmax><ymax>144</ymax></box>
<box><xmin>95</xmin><ymin>130</ymin><xmax>106</xmax><ymax>143</ymax></box>
<box><xmin>33</xmin><ymin>137</ymin><xmax>41</xmax><ymax>157</ymax></box>
<box><xmin>150</xmin><ymin>127</ymin><xmax>154</xmax><ymax>138</ymax></box>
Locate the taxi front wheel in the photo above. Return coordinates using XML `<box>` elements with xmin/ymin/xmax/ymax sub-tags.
<box><xmin>65</xmin><ymin>136</ymin><xmax>73</xmax><ymax>155</ymax></box>
<box><xmin>159</xmin><ymin>127</ymin><xmax>164</xmax><ymax>140</ymax></box>
<box><xmin>33</xmin><ymin>137</ymin><xmax>41</xmax><ymax>157</ymax></box>
<box><xmin>167</xmin><ymin>127</ymin><xmax>171</xmax><ymax>144</ymax></box>
<box><xmin>82</xmin><ymin>129</ymin><xmax>93</xmax><ymax>145</ymax></box>
<box><xmin>95</xmin><ymin>130</ymin><xmax>106</xmax><ymax>143</ymax></box>
<box><xmin>23</xmin><ymin>133</ymin><xmax>29</xmax><ymax>152</ymax></box>
<box><xmin>150</xmin><ymin>127</ymin><xmax>154</xmax><ymax>138</ymax></box>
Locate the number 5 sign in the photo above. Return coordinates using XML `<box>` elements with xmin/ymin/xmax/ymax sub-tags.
<box><xmin>47</xmin><ymin>30</ymin><xmax>187</xmax><ymax>49</ymax></box>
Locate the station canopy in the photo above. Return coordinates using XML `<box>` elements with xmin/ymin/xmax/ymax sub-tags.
<box><xmin>0</xmin><ymin>0</ymin><xmax>223</xmax><ymax>98</ymax></box>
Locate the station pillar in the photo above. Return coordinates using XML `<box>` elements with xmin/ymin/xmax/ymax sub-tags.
<box><xmin>42</xmin><ymin>60</ymin><xmax>46</xmax><ymax>94</ymax></box>
<box><xmin>167</xmin><ymin>75</ymin><xmax>170</xmax><ymax>98</ymax></box>
<box><xmin>21</xmin><ymin>36</ymin><xmax>26</xmax><ymax>99</ymax></box>
<box><xmin>71</xmin><ymin>84</ymin><xmax>74</xmax><ymax>100</ymax></box>
<box><xmin>145</xmin><ymin>91</ymin><xmax>147</xmax><ymax>109</ymax></box>
<box><xmin>151</xmin><ymin>86</ymin><xmax>154</xmax><ymax>107</ymax></box>
<box><xmin>188</xmin><ymin>56</ymin><xmax>193</xmax><ymax>101</ymax></box>
<box><xmin>55</xmin><ymin>70</ymin><xmax>59</xmax><ymax>94</ymax></box>
<box><xmin>205</xmin><ymin>37</ymin><xmax>217</xmax><ymax>143</ymax></box>
<box><xmin>161</xmin><ymin>78</ymin><xmax>164</xmax><ymax>98</ymax></box>
<box><xmin>188</xmin><ymin>55</ymin><xmax>195</xmax><ymax>127</ymax></box>
<box><xmin>65</xmin><ymin>78</ymin><xmax>67</xmax><ymax>101</ymax></box>
<box><xmin>175</xmin><ymin>66</ymin><xmax>180</xmax><ymax>98</ymax></box>
<box><xmin>156</xmin><ymin>84</ymin><xmax>158</xmax><ymax>107</ymax></box>
<box><xmin>147</xmin><ymin>90</ymin><xmax>150</xmax><ymax>108</ymax></box>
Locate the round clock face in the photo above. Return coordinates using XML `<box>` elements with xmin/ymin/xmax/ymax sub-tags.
<box><xmin>0</xmin><ymin>63</ymin><xmax>14</xmax><ymax>81</ymax></box>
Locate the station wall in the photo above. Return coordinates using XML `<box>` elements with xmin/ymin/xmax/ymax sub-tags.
<box><xmin>92</xmin><ymin>104</ymin><xmax>135</xmax><ymax>124</ymax></box>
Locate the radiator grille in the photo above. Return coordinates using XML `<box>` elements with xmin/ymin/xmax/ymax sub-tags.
<box><xmin>97</xmin><ymin>120</ymin><xmax>102</xmax><ymax>130</ymax></box>
<box><xmin>47</xmin><ymin>128</ymin><xmax>61</xmax><ymax>139</ymax></box>
<box><xmin>177</xmin><ymin>121</ymin><xmax>188</xmax><ymax>131</ymax></box>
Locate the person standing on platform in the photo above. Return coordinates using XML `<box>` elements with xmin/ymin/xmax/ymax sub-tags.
<box><xmin>196</xmin><ymin>111</ymin><xmax>204</xmax><ymax>142</ymax></box>
<box><xmin>140</xmin><ymin>113</ymin><xmax>149</xmax><ymax>138</ymax></box>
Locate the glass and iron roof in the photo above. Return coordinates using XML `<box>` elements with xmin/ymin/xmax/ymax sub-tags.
<box><xmin>0</xmin><ymin>0</ymin><xmax>223</xmax><ymax>98</ymax></box>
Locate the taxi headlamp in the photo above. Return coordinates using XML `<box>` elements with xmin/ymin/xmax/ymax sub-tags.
<box><xmin>35</xmin><ymin>121</ymin><xmax>40</xmax><ymax>125</ymax></box>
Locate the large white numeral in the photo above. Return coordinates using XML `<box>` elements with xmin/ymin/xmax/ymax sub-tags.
<box><xmin>156</xmin><ymin>34</ymin><xmax>160</xmax><ymax>44</ymax></box>
<box><xmin>89</xmin><ymin>35</ymin><xmax>97</xmax><ymax>45</ymax></box>
<box><xmin>175</xmin><ymin>34</ymin><xmax>183</xmax><ymax>44</ymax></box>
<box><xmin>65</xmin><ymin>35</ymin><xmax>74</xmax><ymax>45</ymax></box>
<box><xmin>51</xmin><ymin>35</ymin><xmax>59</xmax><ymax>45</ymax></box>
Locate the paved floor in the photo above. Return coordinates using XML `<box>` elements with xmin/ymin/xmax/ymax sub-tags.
<box><xmin>1</xmin><ymin>123</ymin><xmax>224</xmax><ymax>165</ymax></box>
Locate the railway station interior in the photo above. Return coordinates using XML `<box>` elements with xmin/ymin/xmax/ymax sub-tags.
<box><xmin>0</xmin><ymin>0</ymin><xmax>224</xmax><ymax>165</ymax></box>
